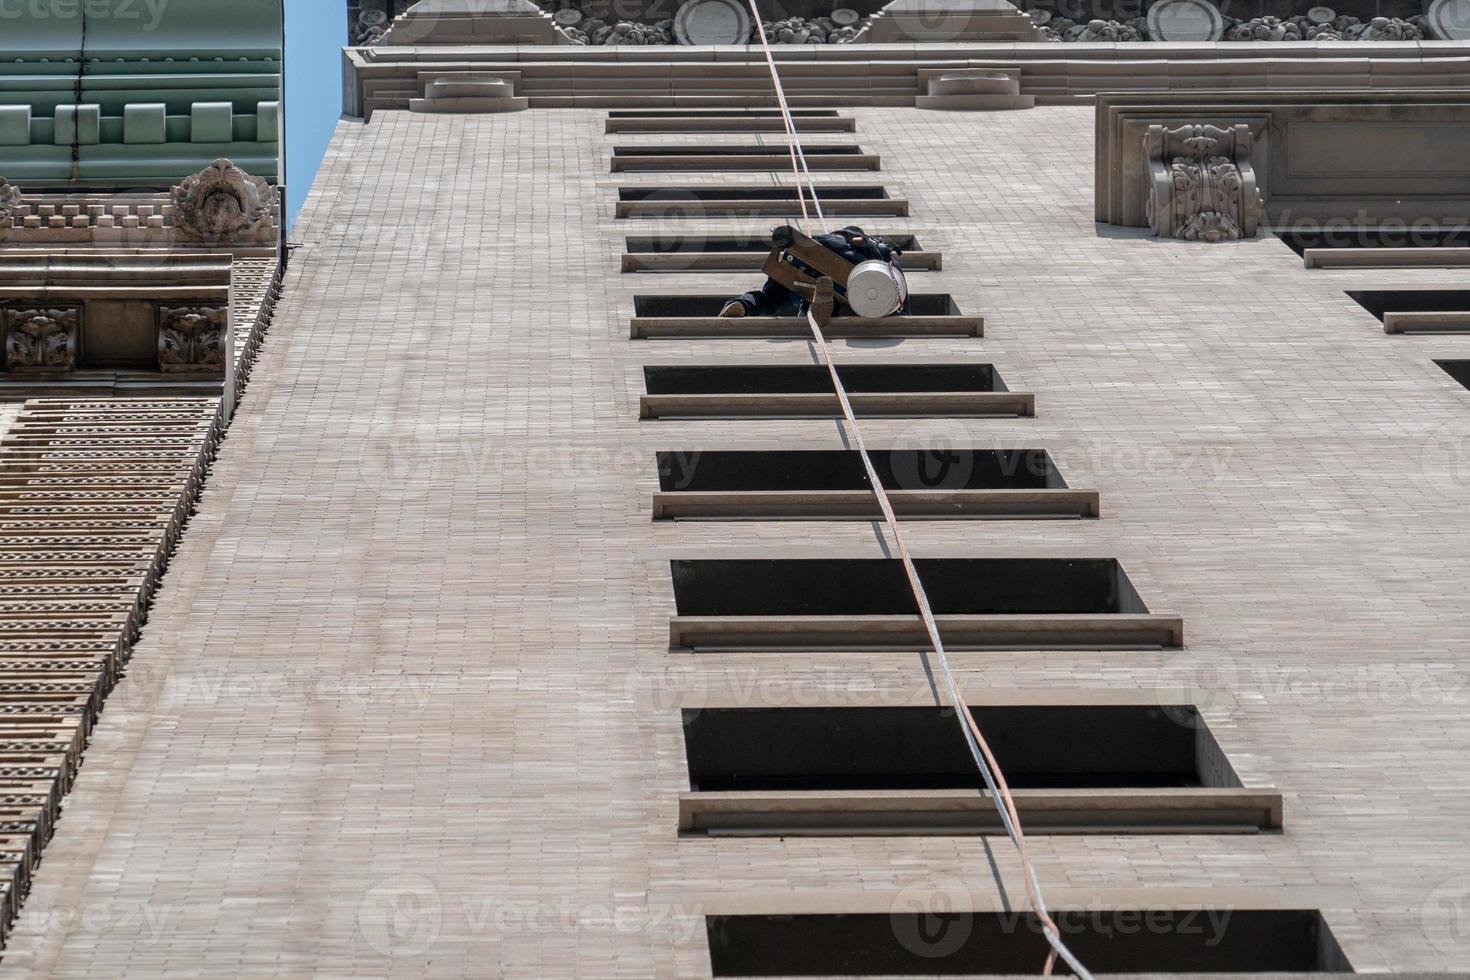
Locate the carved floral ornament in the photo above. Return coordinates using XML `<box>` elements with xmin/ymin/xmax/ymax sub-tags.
<box><xmin>1144</xmin><ymin>124</ymin><xmax>1263</xmax><ymax>243</ymax></box>
<box><xmin>3</xmin><ymin>307</ymin><xmax>79</xmax><ymax>371</ymax></box>
<box><xmin>170</xmin><ymin>159</ymin><xmax>273</xmax><ymax>244</ymax></box>
<box><xmin>158</xmin><ymin>305</ymin><xmax>227</xmax><ymax>372</ymax></box>
<box><xmin>0</xmin><ymin>177</ymin><xmax>20</xmax><ymax>226</ymax></box>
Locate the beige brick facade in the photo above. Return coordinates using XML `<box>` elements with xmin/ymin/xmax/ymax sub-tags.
<box><xmin>5</xmin><ymin>105</ymin><xmax>1470</xmax><ymax>975</ymax></box>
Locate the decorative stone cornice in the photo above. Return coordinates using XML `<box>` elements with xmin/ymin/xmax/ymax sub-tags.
<box><xmin>4</xmin><ymin>307</ymin><xmax>79</xmax><ymax>371</ymax></box>
<box><xmin>171</xmin><ymin>159</ymin><xmax>273</xmax><ymax>244</ymax></box>
<box><xmin>158</xmin><ymin>305</ymin><xmax>228</xmax><ymax>372</ymax></box>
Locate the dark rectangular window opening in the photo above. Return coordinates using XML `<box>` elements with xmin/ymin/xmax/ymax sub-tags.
<box><xmin>657</xmin><ymin>450</ymin><xmax>1063</xmax><ymax>493</ymax></box>
<box><xmin>1348</xmin><ymin>289</ymin><xmax>1470</xmax><ymax>320</ymax></box>
<box><xmin>619</xmin><ymin>186</ymin><xmax>889</xmax><ymax>202</ymax></box>
<box><xmin>634</xmin><ymin>294</ymin><xmax>959</xmax><ymax>317</ymax></box>
<box><xmin>1438</xmin><ymin>360</ymin><xmax>1470</xmax><ymax>390</ymax></box>
<box><xmin>670</xmin><ymin>559</ymin><xmax>1148</xmax><ymax>617</ymax></box>
<box><xmin>682</xmin><ymin>705</ymin><xmax>1240</xmax><ymax>792</ymax></box>
<box><xmin>614</xmin><ymin>145</ymin><xmax>864</xmax><ymax>158</ymax></box>
<box><xmin>1279</xmin><ymin>227</ymin><xmax>1470</xmax><ymax>255</ymax></box>
<box><xmin>705</xmin><ymin>909</ymin><xmax>1351</xmax><ymax>976</ymax></box>
<box><xmin>626</xmin><ymin>233</ymin><xmax>923</xmax><ymax>254</ymax></box>
<box><xmin>643</xmin><ymin>364</ymin><xmax>1004</xmax><ymax>396</ymax></box>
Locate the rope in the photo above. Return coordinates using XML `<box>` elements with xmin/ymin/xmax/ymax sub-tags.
<box><xmin>805</xmin><ymin>306</ymin><xmax>1092</xmax><ymax>978</ymax></box>
<box><xmin>742</xmin><ymin>0</ymin><xmax>826</xmax><ymax>234</ymax></box>
<box><xmin>737</xmin><ymin>23</ymin><xmax>1097</xmax><ymax>974</ymax></box>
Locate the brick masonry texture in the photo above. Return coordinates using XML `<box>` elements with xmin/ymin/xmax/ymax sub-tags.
<box><xmin>4</xmin><ymin>105</ymin><xmax>1470</xmax><ymax>975</ymax></box>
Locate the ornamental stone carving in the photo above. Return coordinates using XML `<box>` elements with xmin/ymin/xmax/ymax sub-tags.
<box><xmin>170</xmin><ymin>159</ymin><xmax>273</xmax><ymax>244</ymax></box>
<box><xmin>1352</xmin><ymin>15</ymin><xmax>1422</xmax><ymax>38</ymax></box>
<box><xmin>1067</xmin><ymin>17</ymin><xmax>1144</xmax><ymax>39</ymax></box>
<box><xmin>0</xmin><ymin>177</ymin><xmax>19</xmax><ymax>226</ymax></box>
<box><xmin>1227</xmin><ymin>15</ymin><xmax>1302</xmax><ymax>39</ymax></box>
<box><xmin>4</xmin><ymin>307</ymin><xmax>79</xmax><ymax>371</ymax></box>
<box><xmin>1145</xmin><ymin>124</ymin><xmax>1262</xmax><ymax>242</ymax></box>
<box><xmin>158</xmin><ymin>305</ymin><xmax>228</xmax><ymax>372</ymax></box>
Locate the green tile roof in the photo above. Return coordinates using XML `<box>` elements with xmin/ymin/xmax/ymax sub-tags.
<box><xmin>0</xmin><ymin>0</ymin><xmax>283</xmax><ymax>188</ymax></box>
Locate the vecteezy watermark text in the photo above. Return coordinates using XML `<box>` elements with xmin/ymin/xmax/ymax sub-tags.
<box><xmin>358</xmin><ymin>875</ymin><xmax>706</xmax><ymax>958</ymax></box>
<box><xmin>0</xmin><ymin>0</ymin><xmax>171</xmax><ymax>31</ymax></box>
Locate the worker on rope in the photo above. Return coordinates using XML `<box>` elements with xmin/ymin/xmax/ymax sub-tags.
<box><xmin>718</xmin><ymin>225</ymin><xmax>910</xmax><ymax>319</ymax></box>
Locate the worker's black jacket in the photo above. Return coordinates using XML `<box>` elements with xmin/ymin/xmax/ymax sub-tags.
<box><xmin>773</xmin><ymin>225</ymin><xmax>902</xmax><ymax>268</ymax></box>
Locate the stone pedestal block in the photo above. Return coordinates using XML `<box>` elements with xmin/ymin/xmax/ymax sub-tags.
<box><xmin>410</xmin><ymin>78</ymin><xmax>529</xmax><ymax>114</ymax></box>
<box><xmin>916</xmin><ymin>69</ymin><xmax>1036</xmax><ymax>110</ymax></box>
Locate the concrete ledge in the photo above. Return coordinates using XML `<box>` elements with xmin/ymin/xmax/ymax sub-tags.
<box><xmin>535</xmin><ymin>95</ymin><xmax>913</xmax><ymax>110</ymax></box>
<box><xmin>1383</xmin><ymin>310</ymin><xmax>1470</xmax><ymax>333</ymax></box>
<box><xmin>616</xmin><ymin>198</ymin><xmax>909</xmax><ymax>218</ymax></box>
<box><xmin>651</xmin><ymin>488</ymin><xmax>1099</xmax><ymax>519</ymax></box>
<box><xmin>639</xmin><ymin>391</ymin><xmax>1035</xmax><ymax>418</ymax></box>
<box><xmin>622</xmin><ymin>250</ymin><xmax>942</xmax><ymax>272</ymax></box>
<box><xmin>915</xmin><ymin>93</ymin><xmax>1035</xmax><ymax>110</ymax></box>
<box><xmin>606</xmin><ymin>114</ymin><xmax>856</xmax><ymax>133</ymax></box>
<box><xmin>679</xmin><ymin>787</ymin><xmax>1283</xmax><ymax>835</ymax></box>
<box><xmin>668</xmin><ymin>613</ymin><xmax>1185</xmax><ymax>649</ymax></box>
<box><xmin>630</xmin><ymin>314</ymin><xmax>982</xmax><ymax>339</ymax></box>
<box><xmin>0</xmin><ymin>285</ymin><xmax>230</xmax><ymax>302</ymax></box>
<box><xmin>611</xmin><ymin>152</ymin><xmax>880</xmax><ymax>173</ymax></box>
<box><xmin>408</xmin><ymin>96</ymin><xmax>529</xmax><ymax>113</ymax></box>
<box><xmin>355</xmin><ymin>41</ymin><xmax>1470</xmax><ymax>64</ymax></box>
<box><xmin>346</xmin><ymin>43</ymin><xmax>1470</xmax><ymax>118</ymax></box>
<box><xmin>1303</xmin><ymin>247</ymin><xmax>1470</xmax><ymax>269</ymax></box>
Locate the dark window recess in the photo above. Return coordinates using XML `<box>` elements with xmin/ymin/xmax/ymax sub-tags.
<box><xmin>614</xmin><ymin>145</ymin><xmax>864</xmax><ymax>157</ymax></box>
<box><xmin>657</xmin><ymin>450</ymin><xmax>1062</xmax><ymax>492</ymax></box>
<box><xmin>1348</xmin><ymin>289</ymin><xmax>1470</xmax><ymax>320</ymax></box>
<box><xmin>608</xmin><ymin>109</ymin><xmax>841</xmax><ymax>118</ymax></box>
<box><xmin>1438</xmin><ymin>360</ymin><xmax>1470</xmax><ymax>390</ymax></box>
<box><xmin>670</xmin><ymin>559</ymin><xmax>1149</xmax><ymax>617</ymax></box>
<box><xmin>682</xmin><ymin>705</ymin><xmax>1240</xmax><ymax>791</ymax></box>
<box><xmin>619</xmin><ymin>186</ymin><xmax>889</xmax><ymax>202</ymax></box>
<box><xmin>644</xmin><ymin>364</ymin><xmax>1004</xmax><ymax>396</ymax></box>
<box><xmin>1279</xmin><ymin>227</ymin><xmax>1470</xmax><ymax>255</ymax></box>
<box><xmin>705</xmin><ymin>909</ymin><xmax>1351</xmax><ymax>976</ymax></box>
<box><xmin>634</xmin><ymin>294</ymin><xmax>959</xmax><ymax>317</ymax></box>
<box><xmin>626</xmin><ymin>234</ymin><xmax>922</xmax><ymax>254</ymax></box>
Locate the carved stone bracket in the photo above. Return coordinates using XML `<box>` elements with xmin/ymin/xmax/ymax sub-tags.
<box><xmin>158</xmin><ymin>305</ymin><xmax>228</xmax><ymax>372</ymax></box>
<box><xmin>170</xmin><ymin>159</ymin><xmax>273</xmax><ymax>244</ymax></box>
<box><xmin>1144</xmin><ymin>123</ymin><xmax>1263</xmax><ymax>242</ymax></box>
<box><xmin>3</xmin><ymin>307</ymin><xmax>79</xmax><ymax>371</ymax></box>
<box><xmin>0</xmin><ymin>177</ymin><xmax>20</xmax><ymax>227</ymax></box>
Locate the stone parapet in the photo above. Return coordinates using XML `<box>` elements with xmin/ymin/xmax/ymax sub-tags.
<box><xmin>343</xmin><ymin>40</ymin><xmax>1470</xmax><ymax>116</ymax></box>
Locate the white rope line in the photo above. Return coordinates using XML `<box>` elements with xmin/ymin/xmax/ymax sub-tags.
<box><xmin>735</xmin><ymin>30</ymin><xmax>1098</xmax><ymax>974</ymax></box>
<box><xmin>804</xmin><ymin>306</ymin><xmax>1093</xmax><ymax>978</ymax></box>
<box><xmin>743</xmin><ymin>0</ymin><xmax>827</xmax><ymax>232</ymax></box>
